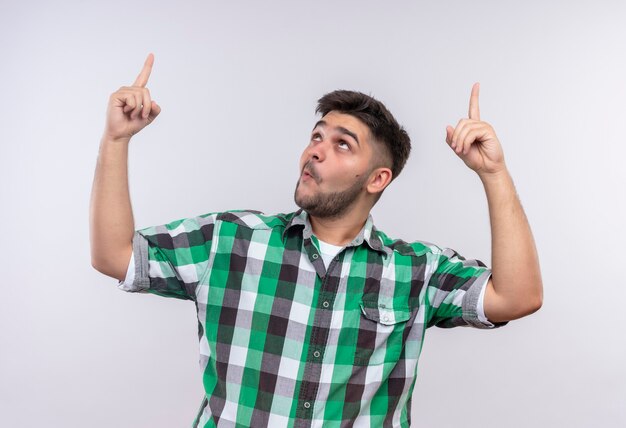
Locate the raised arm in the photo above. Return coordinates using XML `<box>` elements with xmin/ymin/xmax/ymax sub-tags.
<box><xmin>89</xmin><ymin>53</ymin><xmax>161</xmax><ymax>281</ymax></box>
<box><xmin>445</xmin><ymin>83</ymin><xmax>543</xmax><ymax>322</ymax></box>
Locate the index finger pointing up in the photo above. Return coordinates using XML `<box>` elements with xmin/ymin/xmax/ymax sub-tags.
<box><xmin>132</xmin><ymin>53</ymin><xmax>154</xmax><ymax>87</ymax></box>
<box><xmin>469</xmin><ymin>82</ymin><xmax>480</xmax><ymax>120</ymax></box>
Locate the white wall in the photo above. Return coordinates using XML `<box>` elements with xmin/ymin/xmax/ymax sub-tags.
<box><xmin>1</xmin><ymin>1</ymin><xmax>624</xmax><ymax>426</ymax></box>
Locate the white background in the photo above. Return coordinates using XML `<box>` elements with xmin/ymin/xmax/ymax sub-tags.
<box><xmin>1</xmin><ymin>1</ymin><xmax>624</xmax><ymax>426</ymax></box>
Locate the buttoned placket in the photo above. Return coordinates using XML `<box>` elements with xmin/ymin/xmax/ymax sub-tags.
<box><xmin>294</xmin><ymin>242</ymin><xmax>346</xmax><ymax>427</ymax></box>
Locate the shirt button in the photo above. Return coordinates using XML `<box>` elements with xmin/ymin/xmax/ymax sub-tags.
<box><xmin>334</xmin><ymin>256</ymin><xmax>339</xmax><ymax>261</ymax></box>
<box><xmin>303</xmin><ymin>401</ymin><xmax>311</xmax><ymax>409</ymax></box>
<box><xmin>322</xmin><ymin>301</ymin><xmax>329</xmax><ymax>308</ymax></box>
<box><xmin>382</xmin><ymin>315</ymin><xmax>389</xmax><ymax>322</ymax></box>
<box><xmin>313</xmin><ymin>350</ymin><xmax>320</xmax><ymax>358</ymax></box>
<box><xmin>312</xmin><ymin>254</ymin><xmax>319</xmax><ymax>260</ymax></box>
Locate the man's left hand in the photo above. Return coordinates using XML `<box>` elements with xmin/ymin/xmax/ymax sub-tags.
<box><xmin>445</xmin><ymin>83</ymin><xmax>506</xmax><ymax>176</ymax></box>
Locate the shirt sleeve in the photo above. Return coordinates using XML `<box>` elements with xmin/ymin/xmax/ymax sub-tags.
<box><xmin>116</xmin><ymin>213</ymin><xmax>217</xmax><ymax>301</ymax></box>
<box><xmin>426</xmin><ymin>247</ymin><xmax>508</xmax><ymax>329</ymax></box>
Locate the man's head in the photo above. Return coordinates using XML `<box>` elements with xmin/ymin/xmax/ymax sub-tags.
<box><xmin>294</xmin><ymin>90</ymin><xmax>411</xmax><ymax>219</ymax></box>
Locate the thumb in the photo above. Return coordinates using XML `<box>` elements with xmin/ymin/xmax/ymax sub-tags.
<box><xmin>147</xmin><ymin>100</ymin><xmax>161</xmax><ymax>120</ymax></box>
<box><xmin>445</xmin><ymin>125</ymin><xmax>454</xmax><ymax>144</ymax></box>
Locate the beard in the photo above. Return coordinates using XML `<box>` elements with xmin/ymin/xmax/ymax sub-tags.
<box><xmin>294</xmin><ymin>171</ymin><xmax>369</xmax><ymax>219</ymax></box>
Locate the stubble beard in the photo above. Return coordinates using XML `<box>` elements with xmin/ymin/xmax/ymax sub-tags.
<box><xmin>294</xmin><ymin>173</ymin><xmax>369</xmax><ymax>219</ymax></box>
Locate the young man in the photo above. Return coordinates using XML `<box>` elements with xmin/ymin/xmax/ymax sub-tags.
<box><xmin>90</xmin><ymin>53</ymin><xmax>543</xmax><ymax>428</ymax></box>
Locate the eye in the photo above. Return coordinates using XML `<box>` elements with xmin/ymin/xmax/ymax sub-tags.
<box><xmin>311</xmin><ymin>132</ymin><xmax>322</xmax><ymax>141</ymax></box>
<box><xmin>337</xmin><ymin>140</ymin><xmax>351</xmax><ymax>150</ymax></box>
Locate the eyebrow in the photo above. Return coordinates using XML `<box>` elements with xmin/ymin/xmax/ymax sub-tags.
<box><xmin>312</xmin><ymin>120</ymin><xmax>361</xmax><ymax>147</ymax></box>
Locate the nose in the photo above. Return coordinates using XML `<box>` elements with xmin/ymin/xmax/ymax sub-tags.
<box><xmin>306</xmin><ymin>139</ymin><xmax>328</xmax><ymax>163</ymax></box>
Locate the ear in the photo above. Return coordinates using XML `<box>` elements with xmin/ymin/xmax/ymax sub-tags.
<box><xmin>366</xmin><ymin>167</ymin><xmax>393</xmax><ymax>195</ymax></box>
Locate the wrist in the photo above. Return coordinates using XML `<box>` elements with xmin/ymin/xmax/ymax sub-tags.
<box><xmin>478</xmin><ymin>165</ymin><xmax>510</xmax><ymax>184</ymax></box>
<box><xmin>98</xmin><ymin>135</ymin><xmax>131</xmax><ymax>160</ymax></box>
<box><xmin>101</xmin><ymin>133</ymin><xmax>131</xmax><ymax>146</ymax></box>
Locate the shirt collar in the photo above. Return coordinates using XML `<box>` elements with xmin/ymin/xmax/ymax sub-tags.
<box><xmin>283</xmin><ymin>209</ymin><xmax>388</xmax><ymax>255</ymax></box>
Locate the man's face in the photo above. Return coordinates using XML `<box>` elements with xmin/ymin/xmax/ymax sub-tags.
<box><xmin>294</xmin><ymin>111</ymin><xmax>377</xmax><ymax>218</ymax></box>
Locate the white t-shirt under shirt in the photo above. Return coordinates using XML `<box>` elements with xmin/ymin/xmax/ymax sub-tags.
<box><xmin>121</xmin><ymin>238</ymin><xmax>490</xmax><ymax>323</ymax></box>
<box><xmin>316</xmin><ymin>238</ymin><xmax>345</xmax><ymax>270</ymax></box>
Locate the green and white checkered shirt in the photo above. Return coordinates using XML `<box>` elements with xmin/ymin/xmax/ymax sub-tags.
<box><xmin>117</xmin><ymin>209</ymin><xmax>506</xmax><ymax>427</ymax></box>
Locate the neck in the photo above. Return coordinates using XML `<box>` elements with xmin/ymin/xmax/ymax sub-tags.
<box><xmin>308</xmin><ymin>208</ymin><xmax>369</xmax><ymax>246</ymax></box>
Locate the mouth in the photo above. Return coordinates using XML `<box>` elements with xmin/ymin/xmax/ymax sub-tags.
<box><xmin>301</xmin><ymin>165</ymin><xmax>318</xmax><ymax>183</ymax></box>
<box><xmin>300</xmin><ymin>171</ymin><xmax>313</xmax><ymax>184</ymax></box>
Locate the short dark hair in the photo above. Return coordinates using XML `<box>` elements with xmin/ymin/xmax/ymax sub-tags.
<box><xmin>316</xmin><ymin>90</ymin><xmax>411</xmax><ymax>181</ymax></box>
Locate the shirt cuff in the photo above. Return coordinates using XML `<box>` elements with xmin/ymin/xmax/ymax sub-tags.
<box><xmin>117</xmin><ymin>231</ymin><xmax>150</xmax><ymax>292</ymax></box>
<box><xmin>477</xmin><ymin>278</ymin><xmax>488</xmax><ymax>323</ymax></box>
<box><xmin>461</xmin><ymin>270</ymin><xmax>507</xmax><ymax>329</ymax></box>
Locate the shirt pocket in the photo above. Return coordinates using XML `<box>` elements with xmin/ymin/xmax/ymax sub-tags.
<box><xmin>353</xmin><ymin>299</ymin><xmax>412</xmax><ymax>366</ymax></box>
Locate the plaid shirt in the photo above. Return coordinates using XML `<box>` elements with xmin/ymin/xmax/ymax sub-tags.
<box><xmin>117</xmin><ymin>209</ymin><xmax>506</xmax><ymax>427</ymax></box>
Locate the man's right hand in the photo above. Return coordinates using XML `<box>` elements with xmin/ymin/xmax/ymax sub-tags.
<box><xmin>102</xmin><ymin>53</ymin><xmax>161</xmax><ymax>143</ymax></box>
